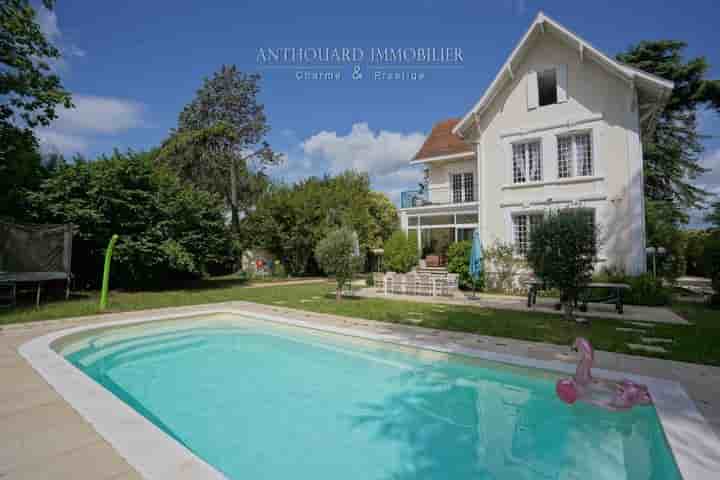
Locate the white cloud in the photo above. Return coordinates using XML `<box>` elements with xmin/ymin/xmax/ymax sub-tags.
<box><xmin>36</xmin><ymin>94</ymin><xmax>147</xmax><ymax>155</ymax></box>
<box><xmin>53</xmin><ymin>95</ymin><xmax>145</xmax><ymax>134</ymax></box>
<box><xmin>697</xmin><ymin>148</ymin><xmax>720</xmax><ymax>194</ymax></box>
<box><xmin>35</xmin><ymin>6</ymin><xmax>86</xmax><ymax>71</ymax></box>
<box><xmin>67</xmin><ymin>44</ymin><xmax>87</xmax><ymax>58</ymax></box>
<box><xmin>687</xmin><ymin>148</ymin><xmax>720</xmax><ymax>227</ymax></box>
<box><xmin>36</xmin><ymin>129</ymin><xmax>88</xmax><ymax>154</ymax></box>
<box><xmin>302</xmin><ymin>122</ymin><xmax>425</xmax><ymax>176</ymax></box>
<box><xmin>36</xmin><ymin>7</ymin><xmax>60</xmax><ymax>40</ymax></box>
<box><xmin>271</xmin><ymin>123</ymin><xmax>426</xmax><ymax>205</ymax></box>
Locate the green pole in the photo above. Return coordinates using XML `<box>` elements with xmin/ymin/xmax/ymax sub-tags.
<box><xmin>99</xmin><ymin>234</ymin><xmax>119</xmax><ymax>311</ymax></box>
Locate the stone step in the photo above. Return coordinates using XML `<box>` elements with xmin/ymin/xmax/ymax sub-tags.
<box><xmin>627</xmin><ymin>343</ymin><xmax>668</xmax><ymax>354</ymax></box>
<box><xmin>641</xmin><ymin>337</ymin><xmax>674</xmax><ymax>344</ymax></box>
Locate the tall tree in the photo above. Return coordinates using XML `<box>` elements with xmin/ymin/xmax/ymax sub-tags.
<box><xmin>617</xmin><ymin>41</ymin><xmax>720</xmax><ymax>218</ymax></box>
<box><xmin>0</xmin><ymin>0</ymin><xmax>72</xmax><ymax>144</ymax></box>
<box><xmin>160</xmin><ymin>66</ymin><xmax>280</xmax><ymax>234</ymax></box>
<box><xmin>707</xmin><ymin>200</ymin><xmax>720</xmax><ymax>229</ymax></box>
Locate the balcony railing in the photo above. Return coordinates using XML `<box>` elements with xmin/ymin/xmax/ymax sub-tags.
<box><xmin>401</xmin><ymin>189</ymin><xmax>428</xmax><ymax>208</ymax></box>
<box><xmin>401</xmin><ymin>186</ymin><xmax>477</xmax><ymax>208</ymax></box>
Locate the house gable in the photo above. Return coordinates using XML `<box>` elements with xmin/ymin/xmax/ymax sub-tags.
<box><xmin>453</xmin><ymin>12</ymin><xmax>673</xmax><ymax>140</ymax></box>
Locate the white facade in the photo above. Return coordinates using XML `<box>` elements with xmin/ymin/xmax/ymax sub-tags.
<box><xmin>399</xmin><ymin>12</ymin><xmax>672</xmax><ymax>275</ymax></box>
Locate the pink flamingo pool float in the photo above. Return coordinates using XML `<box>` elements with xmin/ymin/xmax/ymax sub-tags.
<box><xmin>556</xmin><ymin>338</ymin><xmax>652</xmax><ymax>410</ymax></box>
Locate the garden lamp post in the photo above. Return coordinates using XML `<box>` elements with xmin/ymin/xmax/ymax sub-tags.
<box><xmin>646</xmin><ymin>246</ymin><xmax>667</xmax><ymax>278</ymax></box>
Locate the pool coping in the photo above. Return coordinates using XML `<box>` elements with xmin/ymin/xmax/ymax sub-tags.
<box><xmin>19</xmin><ymin>305</ymin><xmax>720</xmax><ymax>480</ymax></box>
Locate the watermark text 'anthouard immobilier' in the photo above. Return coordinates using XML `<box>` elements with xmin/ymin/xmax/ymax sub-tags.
<box><xmin>256</xmin><ymin>47</ymin><xmax>464</xmax><ymax>81</ymax></box>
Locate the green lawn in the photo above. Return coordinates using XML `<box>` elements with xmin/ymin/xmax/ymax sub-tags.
<box><xmin>1</xmin><ymin>278</ymin><xmax>718</xmax><ymax>366</ymax></box>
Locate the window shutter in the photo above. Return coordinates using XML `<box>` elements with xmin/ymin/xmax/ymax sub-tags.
<box><xmin>556</xmin><ymin>64</ymin><xmax>568</xmax><ymax>103</ymax></box>
<box><xmin>527</xmin><ymin>71</ymin><xmax>539</xmax><ymax>110</ymax></box>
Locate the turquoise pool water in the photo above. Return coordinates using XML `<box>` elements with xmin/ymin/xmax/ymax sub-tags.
<box><xmin>59</xmin><ymin>314</ymin><xmax>681</xmax><ymax>480</ymax></box>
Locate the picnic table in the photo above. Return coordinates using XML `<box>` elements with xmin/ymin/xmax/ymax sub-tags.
<box><xmin>525</xmin><ymin>280</ymin><xmax>631</xmax><ymax>314</ymax></box>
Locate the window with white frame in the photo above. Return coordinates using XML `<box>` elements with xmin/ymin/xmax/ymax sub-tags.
<box><xmin>557</xmin><ymin>132</ymin><xmax>593</xmax><ymax>178</ymax></box>
<box><xmin>451</xmin><ymin>173</ymin><xmax>463</xmax><ymax>203</ymax></box>
<box><xmin>538</xmin><ymin>68</ymin><xmax>558</xmax><ymax>106</ymax></box>
<box><xmin>451</xmin><ymin>172</ymin><xmax>474</xmax><ymax>203</ymax></box>
<box><xmin>463</xmin><ymin>172</ymin><xmax>475</xmax><ymax>202</ymax></box>
<box><xmin>513</xmin><ymin>213</ymin><xmax>544</xmax><ymax>254</ymax></box>
<box><xmin>512</xmin><ymin>140</ymin><xmax>542</xmax><ymax>184</ymax></box>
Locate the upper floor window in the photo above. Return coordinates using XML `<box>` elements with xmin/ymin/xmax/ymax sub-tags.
<box><xmin>557</xmin><ymin>132</ymin><xmax>593</xmax><ymax>178</ymax></box>
<box><xmin>512</xmin><ymin>140</ymin><xmax>542</xmax><ymax>184</ymax></box>
<box><xmin>538</xmin><ymin>68</ymin><xmax>558</xmax><ymax>106</ymax></box>
<box><xmin>527</xmin><ymin>65</ymin><xmax>567</xmax><ymax>110</ymax></box>
<box><xmin>451</xmin><ymin>172</ymin><xmax>475</xmax><ymax>203</ymax></box>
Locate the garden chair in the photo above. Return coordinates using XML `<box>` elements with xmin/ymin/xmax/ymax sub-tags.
<box><xmin>373</xmin><ymin>272</ymin><xmax>385</xmax><ymax>293</ymax></box>
<box><xmin>393</xmin><ymin>274</ymin><xmax>407</xmax><ymax>295</ymax></box>
<box><xmin>384</xmin><ymin>272</ymin><xmax>395</xmax><ymax>295</ymax></box>
<box><xmin>404</xmin><ymin>274</ymin><xmax>418</xmax><ymax>296</ymax></box>
<box><xmin>447</xmin><ymin>274</ymin><xmax>459</xmax><ymax>294</ymax></box>
<box><xmin>417</xmin><ymin>274</ymin><xmax>432</xmax><ymax>296</ymax></box>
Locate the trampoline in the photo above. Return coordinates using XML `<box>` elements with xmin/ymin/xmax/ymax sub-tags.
<box><xmin>0</xmin><ymin>223</ymin><xmax>76</xmax><ymax>307</ymax></box>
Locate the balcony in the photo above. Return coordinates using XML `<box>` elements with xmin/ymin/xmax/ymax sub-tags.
<box><xmin>400</xmin><ymin>186</ymin><xmax>477</xmax><ymax>209</ymax></box>
<box><xmin>401</xmin><ymin>189</ymin><xmax>428</xmax><ymax>208</ymax></box>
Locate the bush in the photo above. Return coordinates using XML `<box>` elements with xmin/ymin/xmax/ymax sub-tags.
<box><xmin>595</xmin><ymin>268</ymin><xmax>672</xmax><ymax>306</ymax></box>
<box><xmin>272</xmin><ymin>260</ymin><xmax>287</xmax><ymax>278</ymax></box>
<box><xmin>645</xmin><ymin>201</ymin><xmax>687</xmax><ymax>280</ymax></box>
<box><xmin>685</xmin><ymin>230</ymin><xmax>709</xmax><ymax>277</ymax></box>
<box><xmin>702</xmin><ymin>232</ymin><xmax>720</xmax><ymax>307</ymax></box>
<box><xmin>383</xmin><ymin>231</ymin><xmax>418</xmax><ymax>273</ymax></box>
<box><xmin>526</xmin><ymin>208</ymin><xmax>597</xmax><ymax>320</ymax></box>
<box><xmin>27</xmin><ymin>150</ymin><xmax>231</xmax><ymax>289</ymax></box>
<box><xmin>702</xmin><ymin>232</ymin><xmax>720</xmax><ymax>281</ymax></box>
<box><xmin>447</xmin><ymin>240</ymin><xmax>484</xmax><ymax>290</ymax></box>
<box><xmin>625</xmin><ymin>274</ymin><xmax>673</xmax><ymax>306</ymax></box>
<box><xmin>315</xmin><ymin>227</ymin><xmax>363</xmax><ymax>300</ymax></box>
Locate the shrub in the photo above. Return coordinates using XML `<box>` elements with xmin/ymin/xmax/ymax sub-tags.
<box><xmin>383</xmin><ymin>231</ymin><xmax>418</xmax><ymax>273</ymax></box>
<box><xmin>702</xmin><ymin>232</ymin><xmax>720</xmax><ymax>307</ymax></box>
<box><xmin>27</xmin><ymin>150</ymin><xmax>231</xmax><ymax>289</ymax></box>
<box><xmin>447</xmin><ymin>240</ymin><xmax>484</xmax><ymax>290</ymax></box>
<box><xmin>272</xmin><ymin>260</ymin><xmax>287</xmax><ymax>278</ymax></box>
<box><xmin>645</xmin><ymin>201</ymin><xmax>687</xmax><ymax>280</ymax></box>
<box><xmin>526</xmin><ymin>208</ymin><xmax>597</xmax><ymax>320</ymax></box>
<box><xmin>685</xmin><ymin>230</ymin><xmax>709</xmax><ymax>277</ymax></box>
<box><xmin>625</xmin><ymin>274</ymin><xmax>672</xmax><ymax>306</ymax></box>
<box><xmin>315</xmin><ymin>227</ymin><xmax>363</xmax><ymax>300</ymax></box>
<box><xmin>595</xmin><ymin>268</ymin><xmax>672</xmax><ymax>306</ymax></box>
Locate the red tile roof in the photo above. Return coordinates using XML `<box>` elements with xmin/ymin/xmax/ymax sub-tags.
<box><xmin>413</xmin><ymin>118</ymin><xmax>474</xmax><ymax>161</ymax></box>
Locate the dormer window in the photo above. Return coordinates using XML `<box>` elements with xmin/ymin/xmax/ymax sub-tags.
<box><xmin>538</xmin><ymin>68</ymin><xmax>558</xmax><ymax>106</ymax></box>
<box><xmin>527</xmin><ymin>65</ymin><xmax>567</xmax><ymax>110</ymax></box>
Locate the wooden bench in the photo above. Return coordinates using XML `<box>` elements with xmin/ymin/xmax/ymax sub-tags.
<box><xmin>526</xmin><ymin>280</ymin><xmax>631</xmax><ymax>314</ymax></box>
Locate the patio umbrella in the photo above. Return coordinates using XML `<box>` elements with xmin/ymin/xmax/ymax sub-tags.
<box><xmin>469</xmin><ymin>230</ymin><xmax>483</xmax><ymax>298</ymax></box>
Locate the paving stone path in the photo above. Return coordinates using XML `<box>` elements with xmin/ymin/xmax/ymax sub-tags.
<box><xmin>627</xmin><ymin>343</ymin><xmax>669</xmax><ymax>354</ymax></box>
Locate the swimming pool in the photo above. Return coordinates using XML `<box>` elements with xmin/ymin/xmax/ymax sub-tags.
<box><xmin>54</xmin><ymin>313</ymin><xmax>681</xmax><ymax>480</ymax></box>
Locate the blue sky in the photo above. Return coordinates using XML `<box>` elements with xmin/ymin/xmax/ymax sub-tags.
<box><xmin>37</xmin><ymin>0</ymin><xmax>719</xmax><ymax>219</ymax></box>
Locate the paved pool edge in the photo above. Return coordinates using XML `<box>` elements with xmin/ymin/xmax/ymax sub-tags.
<box><xmin>20</xmin><ymin>304</ymin><xmax>720</xmax><ymax>480</ymax></box>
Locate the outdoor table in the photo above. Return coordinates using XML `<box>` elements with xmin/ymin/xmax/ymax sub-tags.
<box><xmin>525</xmin><ymin>280</ymin><xmax>631</xmax><ymax>314</ymax></box>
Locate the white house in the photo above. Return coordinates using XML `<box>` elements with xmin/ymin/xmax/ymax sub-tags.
<box><xmin>398</xmin><ymin>12</ymin><xmax>673</xmax><ymax>275</ymax></box>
